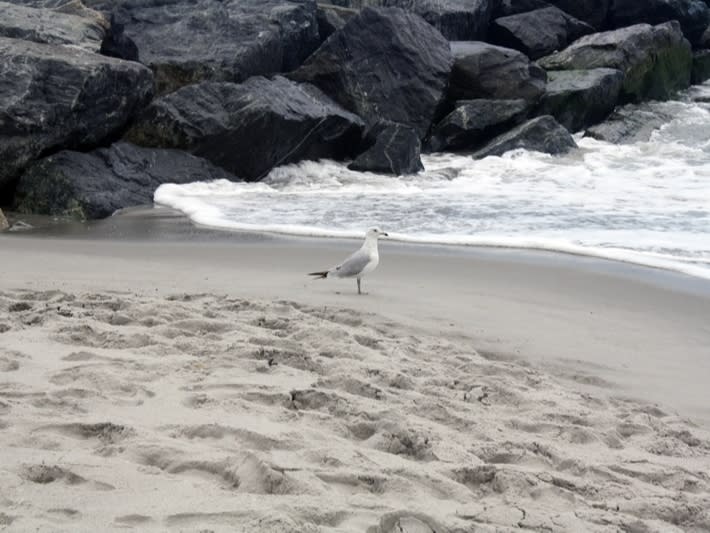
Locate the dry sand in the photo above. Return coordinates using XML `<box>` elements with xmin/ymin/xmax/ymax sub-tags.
<box><xmin>1</xmin><ymin>210</ymin><xmax>710</xmax><ymax>532</ymax></box>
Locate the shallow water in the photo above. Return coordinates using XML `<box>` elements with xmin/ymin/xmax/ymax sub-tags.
<box><xmin>155</xmin><ymin>86</ymin><xmax>710</xmax><ymax>280</ymax></box>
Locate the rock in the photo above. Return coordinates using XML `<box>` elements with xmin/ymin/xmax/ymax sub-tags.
<box><xmin>92</xmin><ymin>0</ymin><xmax>320</xmax><ymax>95</ymax></box>
<box><xmin>489</xmin><ymin>6</ymin><xmax>594</xmax><ymax>59</ymax></box>
<box><xmin>317</xmin><ymin>4</ymin><xmax>357</xmax><ymax>41</ymax></box>
<box><xmin>290</xmin><ymin>7</ymin><xmax>452</xmax><ymax>139</ymax></box>
<box><xmin>449</xmin><ymin>41</ymin><xmax>547</xmax><ymax>103</ymax></box>
<box><xmin>427</xmin><ymin>99</ymin><xmax>530</xmax><ymax>151</ymax></box>
<box><xmin>585</xmin><ymin>104</ymin><xmax>673</xmax><ymax>143</ymax></box>
<box><xmin>473</xmin><ymin>115</ymin><xmax>577</xmax><ymax>158</ymax></box>
<box><xmin>493</xmin><ymin>0</ymin><xmax>550</xmax><ymax>18</ymax></box>
<box><xmin>0</xmin><ymin>209</ymin><xmax>8</xmax><ymax>231</ymax></box>
<box><xmin>349</xmin><ymin>121</ymin><xmax>424</xmax><ymax>175</ymax></box>
<box><xmin>608</xmin><ymin>0</ymin><xmax>709</xmax><ymax>47</ymax></box>
<box><xmin>548</xmin><ymin>0</ymin><xmax>610</xmax><ymax>29</ymax></box>
<box><xmin>0</xmin><ymin>1</ymin><xmax>107</xmax><ymax>53</ymax></box>
<box><xmin>13</xmin><ymin>143</ymin><xmax>238</xmax><ymax>220</ymax></box>
<box><xmin>100</xmin><ymin>14</ymin><xmax>139</xmax><ymax>61</ymax></box>
<box><xmin>125</xmin><ymin>76</ymin><xmax>364</xmax><ymax>181</ymax></box>
<box><xmin>537</xmin><ymin>68</ymin><xmax>624</xmax><ymax>132</ymax></box>
<box><xmin>539</xmin><ymin>22</ymin><xmax>693</xmax><ymax>102</ymax></box>
<box><xmin>692</xmin><ymin>49</ymin><xmax>710</xmax><ymax>83</ymax></box>
<box><xmin>321</xmin><ymin>0</ymin><xmax>494</xmax><ymax>40</ymax></box>
<box><xmin>0</xmin><ymin>37</ymin><xmax>154</xmax><ymax>195</ymax></box>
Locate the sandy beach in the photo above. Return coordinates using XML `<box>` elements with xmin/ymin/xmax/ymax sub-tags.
<box><xmin>1</xmin><ymin>209</ymin><xmax>710</xmax><ymax>532</ymax></box>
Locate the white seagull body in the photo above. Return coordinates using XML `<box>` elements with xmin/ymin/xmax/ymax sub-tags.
<box><xmin>308</xmin><ymin>227</ymin><xmax>388</xmax><ymax>294</ymax></box>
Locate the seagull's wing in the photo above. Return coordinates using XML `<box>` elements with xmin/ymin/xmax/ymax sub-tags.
<box><xmin>331</xmin><ymin>248</ymin><xmax>372</xmax><ymax>278</ymax></box>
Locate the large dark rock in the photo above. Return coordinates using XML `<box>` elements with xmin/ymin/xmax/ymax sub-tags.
<box><xmin>0</xmin><ymin>209</ymin><xmax>7</xmax><ymax>231</ymax></box>
<box><xmin>0</xmin><ymin>1</ymin><xmax>107</xmax><ymax>53</ymax></box>
<box><xmin>349</xmin><ymin>121</ymin><xmax>424</xmax><ymax>175</ymax></box>
<box><xmin>537</xmin><ymin>68</ymin><xmax>624</xmax><ymax>131</ymax></box>
<box><xmin>548</xmin><ymin>0</ymin><xmax>610</xmax><ymax>29</ymax></box>
<box><xmin>125</xmin><ymin>76</ymin><xmax>364</xmax><ymax>181</ymax></box>
<box><xmin>322</xmin><ymin>0</ymin><xmax>494</xmax><ymax>40</ymax></box>
<box><xmin>539</xmin><ymin>22</ymin><xmax>693</xmax><ymax>102</ymax></box>
<box><xmin>85</xmin><ymin>0</ymin><xmax>320</xmax><ymax>95</ymax></box>
<box><xmin>493</xmin><ymin>0</ymin><xmax>550</xmax><ymax>18</ymax></box>
<box><xmin>13</xmin><ymin>143</ymin><xmax>238</xmax><ymax>220</ymax></box>
<box><xmin>317</xmin><ymin>4</ymin><xmax>358</xmax><ymax>41</ymax></box>
<box><xmin>473</xmin><ymin>115</ymin><xmax>577</xmax><ymax>158</ymax></box>
<box><xmin>489</xmin><ymin>6</ymin><xmax>594</xmax><ymax>59</ymax></box>
<box><xmin>427</xmin><ymin>99</ymin><xmax>530</xmax><ymax>151</ymax></box>
<box><xmin>449</xmin><ymin>42</ymin><xmax>547</xmax><ymax>103</ymax></box>
<box><xmin>0</xmin><ymin>37</ymin><xmax>154</xmax><ymax>195</ymax></box>
<box><xmin>692</xmin><ymin>49</ymin><xmax>710</xmax><ymax>82</ymax></box>
<box><xmin>290</xmin><ymin>7</ymin><xmax>452</xmax><ymax>139</ymax></box>
<box><xmin>609</xmin><ymin>0</ymin><xmax>709</xmax><ymax>47</ymax></box>
<box><xmin>585</xmin><ymin>104</ymin><xmax>673</xmax><ymax>143</ymax></box>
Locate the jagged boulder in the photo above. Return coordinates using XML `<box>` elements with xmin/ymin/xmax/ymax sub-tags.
<box><xmin>493</xmin><ymin>0</ymin><xmax>550</xmax><ymax>18</ymax></box>
<box><xmin>125</xmin><ymin>76</ymin><xmax>364</xmax><ymax>181</ymax></box>
<box><xmin>608</xmin><ymin>0</ymin><xmax>709</xmax><ymax>46</ymax></box>
<box><xmin>0</xmin><ymin>37</ymin><xmax>154</xmax><ymax>195</ymax></box>
<box><xmin>539</xmin><ymin>22</ymin><xmax>693</xmax><ymax>102</ymax></box>
<box><xmin>13</xmin><ymin>143</ymin><xmax>239</xmax><ymax>220</ymax></box>
<box><xmin>473</xmin><ymin>115</ymin><xmax>577</xmax><ymax>158</ymax></box>
<box><xmin>449</xmin><ymin>42</ymin><xmax>547</xmax><ymax>103</ymax></box>
<box><xmin>427</xmin><ymin>99</ymin><xmax>530</xmax><ymax>151</ymax></box>
<box><xmin>537</xmin><ymin>68</ymin><xmax>624</xmax><ymax>132</ymax></box>
<box><xmin>489</xmin><ymin>6</ymin><xmax>594</xmax><ymax>59</ymax></box>
<box><xmin>321</xmin><ymin>0</ymin><xmax>494</xmax><ymax>40</ymax></box>
<box><xmin>84</xmin><ymin>0</ymin><xmax>320</xmax><ymax>94</ymax></box>
<box><xmin>290</xmin><ymin>7</ymin><xmax>452</xmax><ymax>139</ymax></box>
<box><xmin>585</xmin><ymin>104</ymin><xmax>673</xmax><ymax>143</ymax></box>
<box><xmin>548</xmin><ymin>0</ymin><xmax>610</xmax><ymax>29</ymax></box>
<box><xmin>317</xmin><ymin>4</ymin><xmax>357</xmax><ymax>41</ymax></box>
<box><xmin>0</xmin><ymin>1</ymin><xmax>107</xmax><ymax>52</ymax></box>
<box><xmin>349</xmin><ymin>121</ymin><xmax>424</xmax><ymax>175</ymax></box>
<box><xmin>692</xmin><ymin>49</ymin><xmax>710</xmax><ymax>83</ymax></box>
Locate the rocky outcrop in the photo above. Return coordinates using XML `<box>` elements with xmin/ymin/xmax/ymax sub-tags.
<box><xmin>126</xmin><ymin>76</ymin><xmax>364</xmax><ymax>181</ymax></box>
<box><xmin>493</xmin><ymin>0</ymin><xmax>549</xmax><ymax>18</ymax></box>
<box><xmin>0</xmin><ymin>1</ymin><xmax>107</xmax><ymax>53</ymax></box>
<box><xmin>0</xmin><ymin>209</ymin><xmax>8</xmax><ymax>231</ymax></box>
<box><xmin>317</xmin><ymin>4</ymin><xmax>357</xmax><ymax>41</ymax></box>
<box><xmin>692</xmin><ymin>49</ymin><xmax>710</xmax><ymax>83</ymax></box>
<box><xmin>427</xmin><ymin>99</ymin><xmax>530</xmax><ymax>151</ymax></box>
<box><xmin>13</xmin><ymin>143</ymin><xmax>238</xmax><ymax>220</ymax></box>
<box><xmin>0</xmin><ymin>37</ymin><xmax>154</xmax><ymax>195</ymax></box>
<box><xmin>489</xmin><ymin>6</ymin><xmax>594</xmax><ymax>59</ymax></box>
<box><xmin>290</xmin><ymin>7</ymin><xmax>452</xmax><ymax>139</ymax></box>
<box><xmin>449</xmin><ymin>42</ymin><xmax>547</xmax><ymax>103</ymax></box>
<box><xmin>548</xmin><ymin>0</ymin><xmax>610</xmax><ymax>29</ymax></box>
<box><xmin>349</xmin><ymin>121</ymin><xmax>424</xmax><ymax>175</ymax></box>
<box><xmin>537</xmin><ymin>68</ymin><xmax>624</xmax><ymax>132</ymax></box>
<box><xmin>608</xmin><ymin>0</ymin><xmax>710</xmax><ymax>46</ymax></box>
<box><xmin>473</xmin><ymin>115</ymin><xmax>577</xmax><ymax>158</ymax></box>
<box><xmin>539</xmin><ymin>22</ymin><xmax>693</xmax><ymax>103</ymax></box>
<box><xmin>585</xmin><ymin>104</ymin><xmax>673</xmax><ymax>143</ymax></box>
<box><xmin>90</xmin><ymin>0</ymin><xmax>321</xmax><ymax>95</ymax></box>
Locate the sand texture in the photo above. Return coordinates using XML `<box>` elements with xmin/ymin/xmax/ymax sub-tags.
<box><xmin>1</xmin><ymin>288</ymin><xmax>709</xmax><ymax>532</ymax></box>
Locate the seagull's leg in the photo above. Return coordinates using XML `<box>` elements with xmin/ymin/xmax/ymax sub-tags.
<box><xmin>357</xmin><ymin>277</ymin><xmax>361</xmax><ymax>295</ymax></box>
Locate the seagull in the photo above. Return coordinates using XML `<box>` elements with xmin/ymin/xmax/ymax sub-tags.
<box><xmin>308</xmin><ymin>227</ymin><xmax>388</xmax><ymax>294</ymax></box>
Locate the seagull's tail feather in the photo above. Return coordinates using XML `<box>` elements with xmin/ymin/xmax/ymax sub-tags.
<box><xmin>308</xmin><ymin>271</ymin><xmax>329</xmax><ymax>279</ymax></box>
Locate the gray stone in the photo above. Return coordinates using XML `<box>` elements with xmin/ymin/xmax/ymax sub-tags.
<box><xmin>13</xmin><ymin>143</ymin><xmax>238</xmax><ymax>220</ymax></box>
<box><xmin>692</xmin><ymin>49</ymin><xmax>710</xmax><ymax>83</ymax></box>
<box><xmin>290</xmin><ymin>7</ymin><xmax>452</xmax><ymax>139</ymax></box>
<box><xmin>489</xmin><ymin>6</ymin><xmax>594</xmax><ymax>59</ymax></box>
<box><xmin>609</xmin><ymin>0</ymin><xmax>709</xmax><ymax>47</ymax></box>
<box><xmin>493</xmin><ymin>0</ymin><xmax>550</xmax><ymax>18</ymax></box>
<box><xmin>126</xmin><ymin>76</ymin><xmax>364</xmax><ymax>181</ymax></box>
<box><xmin>0</xmin><ymin>1</ymin><xmax>107</xmax><ymax>53</ymax></box>
<box><xmin>538</xmin><ymin>68</ymin><xmax>624</xmax><ymax>131</ymax></box>
<box><xmin>449</xmin><ymin>41</ymin><xmax>547</xmax><ymax>103</ymax></box>
<box><xmin>349</xmin><ymin>121</ymin><xmax>424</xmax><ymax>175</ymax></box>
<box><xmin>428</xmin><ymin>99</ymin><xmax>530</xmax><ymax>151</ymax></box>
<box><xmin>548</xmin><ymin>0</ymin><xmax>610</xmax><ymax>29</ymax></box>
<box><xmin>539</xmin><ymin>22</ymin><xmax>693</xmax><ymax>102</ymax></box>
<box><xmin>0</xmin><ymin>37</ymin><xmax>154</xmax><ymax>195</ymax></box>
<box><xmin>317</xmin><ymin>4</ymin><xmax>358</xmax><ymax>41</ymax></box>
<box><xmin>585</xmin><ymin>104</ymin><xmax>673</xmax><ymax>143</ymax></box>
<box><xmin>473</xmin><ymin>115</ymin><xmax>577</xmax><ymax>158</ymax></box>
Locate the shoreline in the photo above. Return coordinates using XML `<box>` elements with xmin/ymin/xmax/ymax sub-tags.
<box><xmin>2</xmin><ymin>206</ymin><xmax>710</xmax><ymax>428</ymax></box>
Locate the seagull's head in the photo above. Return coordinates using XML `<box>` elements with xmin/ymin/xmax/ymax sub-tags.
<box><xmin>366</xmin><ymin>227</ymin><xmax>388</xmax><ymax>239</ymax></box>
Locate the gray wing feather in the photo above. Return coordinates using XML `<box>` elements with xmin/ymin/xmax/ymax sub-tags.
<box><xmin>332</xmin><ymin>249</ymin><xmax>372</xmax><ymax>278</ymax></box>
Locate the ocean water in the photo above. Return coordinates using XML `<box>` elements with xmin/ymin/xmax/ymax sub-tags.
<box><xmin>154</xmin><ymin>87</ymin><xmax>710</xmax><ymax>281</ymax></box>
